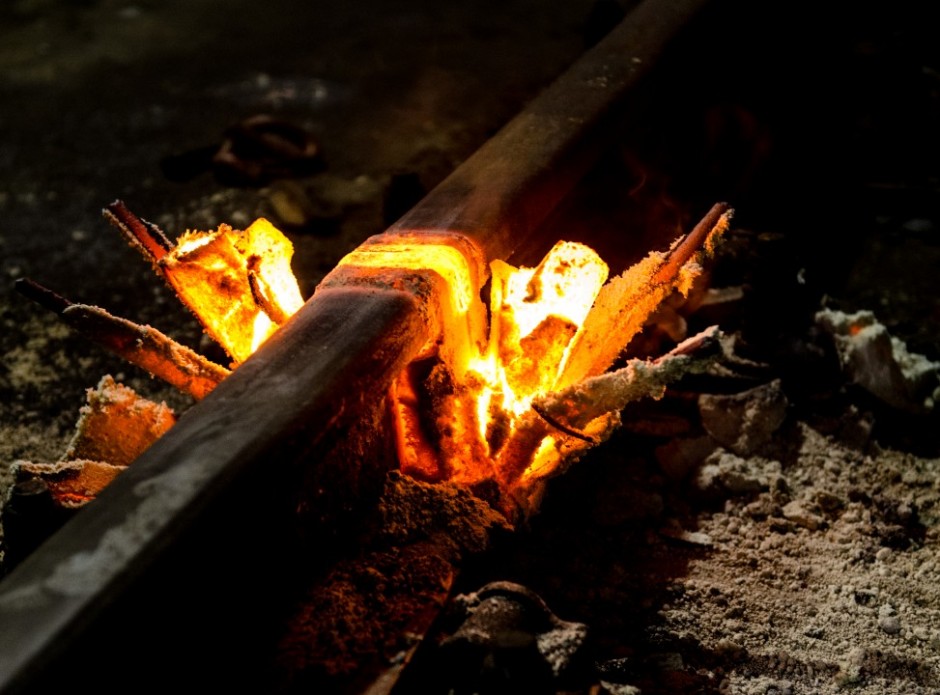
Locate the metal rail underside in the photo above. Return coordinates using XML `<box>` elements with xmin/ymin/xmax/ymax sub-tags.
<box><xmin>0</xmin><ymin>1</ymin><xmax>712</xmax><ymax>691</ymax></box>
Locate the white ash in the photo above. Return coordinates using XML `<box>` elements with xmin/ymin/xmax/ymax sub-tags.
<box><xmin>656</xmin><ymin>423</ymin><xmax>940</xmax><ymax>695</ymax></box>
<box><xmin>693</xmin><ymin>450</ymin><xmax>782</xmax><ymax>497</ymax></box>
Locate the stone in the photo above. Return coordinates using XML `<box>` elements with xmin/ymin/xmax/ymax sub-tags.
<box><xmin>781</xmin><ymin>500</ymin><xmax>824</xmax><ymax>531</ymax></box>
<box><xmin>698</xmin><ymin>379</ymin><xmax>788</xmax><ymax>455</ymax></box>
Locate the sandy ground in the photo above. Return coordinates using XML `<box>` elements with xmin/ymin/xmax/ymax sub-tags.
<box><xmin>1</xmin><ymin>1</ymin><xmax>939</xmax><ymax>693</ymax></box>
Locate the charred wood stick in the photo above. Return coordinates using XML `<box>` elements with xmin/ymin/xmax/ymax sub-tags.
<box><xmin>15</xmin><ymin>278</ymin><xmax>229</xmax><ymax>401</ymax></box>
<box><xmin>558</xmin><ymin>204</ymin><xmax>733</xmax><ymax>388</ymax></box>
<box><xmin>11</xmin><ymin>277</ymin><xmax>70</xmax><ymax>312</ymax></box>
<box><xmin>102</xmin><ymin>199</ymin><xmax>174</xmax><ymax>265</ymax></box>
<box><xmin>652</xmin><ymin>202</ymin><xmax>731</xmax><ymax>286</ymax></box>
<box><xmin>248</xmin><ymin>269</ymin><xmax>293</xmax><ymax>326</ymax></box>
<box><xmin>0</xmin><ymin>1</ymin><xmax>714</xmax><ymax>691</ymax></box>
<box><xmin>534</xmin><ymin>325</ymin><xmax>722</xmax><ymax>431</ymax></box>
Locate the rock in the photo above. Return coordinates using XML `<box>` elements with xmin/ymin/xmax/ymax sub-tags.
<box><xmin>816</xmin><ymin>308</ymin><xmax>940</xmax><ymax>412</ymax></box>
<box><xmin>698</xmin><ymin>380</ymin><xmax>788</xmax><ymax>455</ymax></box>
<box><xmin>781</xmin><ymin>500</ymin><xmax>824</xmax><ymax>531</ymax></box>
<box><xmin>837</xmin><ymin>646</ymin><xmax>868</xmax><ymax>685</ymax></box>
<box><xmin>813</xmin><ymin>489</ymin><xmax>844</xmax><ymax>515</ymax></box>
<box><xmin>877</xmin><ymin>604</ymin><xmax>901</xmax><ymax>634</ymax></box>
<box><xmin>439</xmin><ymin>581</ymin><xmax>589</xmax><ymax>692</ymax></box>
<box><xmin>743</xmin><ymin>494</ymin><xmax>779</xmax><ymax>520</ymax></box>
<box><xmin>803</xmin><ymin>624</ymin><xmax>824</xmax><ymax>639</ymax></box>
<box><xmin>692</xmin><ymin>450</ymin><xmax>777</xmax><ymax>498</ymax></box>
<box><xmin>878</xmin><ymin>615</ymin><xmax>902</xmax><ymax>635</ymax></box>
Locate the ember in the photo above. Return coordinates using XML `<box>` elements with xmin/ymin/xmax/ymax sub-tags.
<box><xmin>15</xmin><ymin>200</ymin><xmax>731</xmax><ymax>519</ymax></box>
<box><xmin>383</xmin><ymin>203</ymin><xmax>731</xmax><ymax>514</ymax></box>
<box><xmin>106</xmin><ymin>200</ymin><xmax>304</xmax><ymax>363</ymax></box>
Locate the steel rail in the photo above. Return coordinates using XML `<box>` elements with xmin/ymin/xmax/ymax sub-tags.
<box><xmin>0</xmin><ymin>0</ymin><xmax>711</xmax><ymax>690</ymax></box>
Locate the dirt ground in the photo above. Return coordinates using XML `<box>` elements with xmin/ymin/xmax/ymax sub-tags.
<box><xmin>2</xmin><ymin>1</ymin><xmax>939</xmax><ymax>693</ymax></box>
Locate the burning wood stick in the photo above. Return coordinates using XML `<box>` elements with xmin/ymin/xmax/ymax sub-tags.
<box><xmin>16</xmin><ymin>199</ymin><xmax>305</xmax><ymax>402</ymax></box>
<box><xmin>156</xmin><ymin>218</ymin><xmax>305</xmax><ymax>363</ymax></box>
<box><xmin>103</xmin><ymin>199</ymin><xmax>174</xmax><ymax>267</ymax></box>
<box><xmin>499</xmin><ymin>209</ymin><xmax>729</xmax><ymax>505</ymax></box>
<box><xmin>105</xmin><ymin>201</ymin><xmax>305</xmax><ymax>364</ymax></box>
<box><xmin>529</xmin><ymin>325</ymin><xmax>720</xmax><ymax>453</ymax></box>
<box><xmin>14</xmin><ymin>279</ymin><xmax>230</xmax><ymax>400</ymax></box>
<box><xmin>558</xmin><ymin>202</ymin><xmax>732</xmax><ymax>388</ymax></box>
<box><xmin>390</xmin><ymin>204</ymin><xmax>732</xmax><ymax>516</ymax></box>
<box><xmin>534</xmin><ymin>327</ymin><xmax>722</xmax><ymax>437</ymax></box>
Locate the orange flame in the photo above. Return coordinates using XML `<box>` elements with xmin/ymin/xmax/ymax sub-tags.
<box><xmin>162</xmin><ymin>218</ymin><xmax>303</xmax><ymax>364</ymax></box>
<box><xmin>468</xmin><ymin>242</ymin><xmax>608</xmax><ymax>450</ymax></box>
<box><xmin>152</xmin><ymin>206</ymin><xmax>729</xmax><ymax>510</ymax></box>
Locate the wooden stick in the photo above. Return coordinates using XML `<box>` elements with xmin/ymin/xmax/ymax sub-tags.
<box><xmin>103</xmin><ymin>199</ymin><xmax>174</xmax><ymax>264</ymax></box>
<box><xmin>13</xmin><ymin>278</ymin><xmax>71</xmax><ymax>314</ymax></box>
<box><xmin>248</xmin><ymin>270</ymin><xmax>292</xmax><ymax>325</ymax></box>
<box><xmin>15</xmin><ymin>279</ymin><xmax>229</xmax><ymax>400</ymax></box>
<box><xmin>652</xmin><ymin>202</ymin><xmax>731</xmax><ymax>286</ymax></box>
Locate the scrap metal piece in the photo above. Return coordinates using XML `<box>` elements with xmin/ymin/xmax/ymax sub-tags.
<box><xmin>436</xmin><ymin>581</ymin><xmax>589</xmax><ymax>692</ymax></box>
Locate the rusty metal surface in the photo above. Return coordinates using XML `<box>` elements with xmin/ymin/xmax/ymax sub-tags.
<box><xmin>0</xmin><ymin>289</ymin><xmax>429</xmax><ymax>691</ymax></box>
<box><xmin>0</xmin><ymin>0</ymin><xmax>712</xmax><ymax>690</ymax></box>
<box><xmin>389</xmin><ymin>0</ymin><xmax>710</xmax><ymax>264</ymax></box>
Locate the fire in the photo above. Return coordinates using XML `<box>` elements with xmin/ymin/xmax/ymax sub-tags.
<box><xmin>145</xmin><ymin>207</ymin><xmax>729</xmax><ymax>511</ymax></box>
<box><xmin>33</xmin><ymin>201</ymin><xmax>729</xmax><ymax>516</ymax></box>
<box><xmin>467</xmin><ymin>242</ymin><xmax>608</xmax><ymax>445</ymax></box>
<box><xmin>486</xmin><ymin>241</ymin><xmax>608</xmax><ymax>399</ymax></box>
<box><xmin>161</xmin><ymin>218</ymin><xmax>304</xmax><ymax>364</ymax></box>
<box><xmin>365</xmin><ymin>205</ymin><xmax>729</xmax><ymax>513</ymax></box>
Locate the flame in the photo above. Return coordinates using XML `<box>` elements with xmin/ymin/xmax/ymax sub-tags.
<box><xmin>161</xmin><ymin>218</ymin><xmax>303</xmax><ymax>364</ymax></box>
<box><xmin>383</xmin><ymin>207</ymin><xmax>730</xmax><ymax>505</ymax></box>
<box><xmin>140</xmin><ymin>205</ymin><xmax>728</xmax><ymax>512</ymax></box>
<box><xmin>465</xmin><ymin>242</ymin><xmax>607</xmax><ymax>456</ymax></box>
<box><xmin>488</xmin><ymin>241</ymin><xmax>607</xmax><ymax>397</ymax></box>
